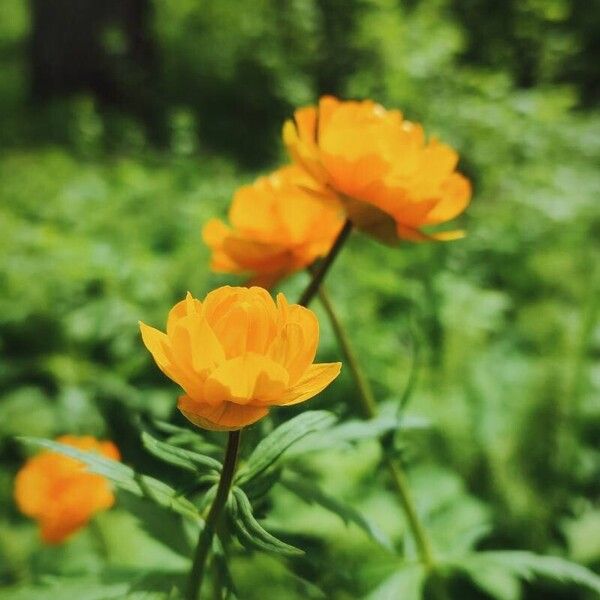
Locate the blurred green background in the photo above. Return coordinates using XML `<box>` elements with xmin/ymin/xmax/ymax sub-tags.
<box><xmin>0</xmin><ymin>0</ymin><xmax>599</xmax><ymax>598</ymax></box>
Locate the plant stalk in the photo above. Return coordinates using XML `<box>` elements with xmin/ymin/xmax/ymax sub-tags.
<box><xmin>297</xmin><ymin>219</ymin><xmax>352</xmax><ymax>307</ymax></box>
<box><xmin>317</xmin><ymin>287</ymin><xmax>435</xmax><ymax>571</ymax></box>
<box><xmin>186</xmin><ymin>429</ymin><xmax>241</xmax><ymax>600</ymax></box>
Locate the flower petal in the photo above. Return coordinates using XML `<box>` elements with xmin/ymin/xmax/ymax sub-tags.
<box><xmin>167</xmin><ymin>292</ymin><xmax>202</xmax><ymax>337</ymax></box>
<box><xmin>203</xmin><ymin>353</ymin><xmax>289</xmax><ymax>406</ymax></box>
<box><xmin>268</xmin><ymin>302</ymin><xmax>319</xmax><ymax>384</ymax></box>
<box><xmin>276</xmin><ymin>362</ymin><xmax>341</xmax><ymax>406</ymax></box>
<box><xmin>178</xmin><ymin>395</ymin><xmax>269</xmax><ymax>431</ymax></box>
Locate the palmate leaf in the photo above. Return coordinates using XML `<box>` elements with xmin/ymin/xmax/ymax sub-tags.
<box><xmin>141</xmin><ymin>431</ymin><xmax>222</xmax><ymax>474</ymax></box>
<box><xmin>235</xmin><ymin>411</ymin><xmax>336</xmax><ymax>486</ymax></box>
<box><xmin>229</xmin><ymin>487</ymin><xmax>303</xmax><ymax>556</ymax></box>
<box><xmin>454</xmin><ymin>550</ymin><xmax>600</xmax><ymax>598</ymax></box>
<box><xmin>366</xmin><ymin>565</ymin><xmax>425</xmax><ymax>600</ymax></box>
<box><xmin>281</xmin><ymin>472</ymin><xmax>393</xmax><ymax>550</ymax></box>
<box><xmin>19</xmin><ymin>437</ymin><xmax>201</xmax><ymax>523</ymax></box>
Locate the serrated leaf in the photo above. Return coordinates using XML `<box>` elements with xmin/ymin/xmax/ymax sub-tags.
<box><xmin>141</xmin><ymin>431</ymin><xmax>222</xmax><ymax>473</ymax></box>
<box><xmin>281</xmin><ymin>472</ymin><xmax>392</xmax><ymax>550</ymax></box>
<box><xmin>235</xmin><ymin>411</ymin><xmax>336</xmax><ymax>485</ymax></box>
<box><xmin>366</xmin><ymin>565</ymin><xmax>425</xmax><ymax>600</ymax></box>
<box><xmin>19</xmin><ymin>437</ymin><xmax>201</xmax><ymax>522</ymax></box>
<box><xmin>229</xmin><ymin>487</ymin><xmax>303</xmax><ymax>556</ymax></box>
<box><xmin>453</xmin><ymin>551</ymin><xmax>600</xmax><ymax>596</ymax></box>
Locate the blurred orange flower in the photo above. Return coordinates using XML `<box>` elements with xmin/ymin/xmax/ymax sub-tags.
<box><xmin>140</xmin><ymin>287</ymin><xmax>341</xmax><ymax>431</ymax></box>
<box><xmin>14</xmin><ymin>435</ymin><xmax>120</xmax><ymax>544</ymax></box>
<box><xmin>283</xmin><ymin>95</ymin><xmax>472</xmax><ymax>243</ymax></box>
<box><xmin>202</xmin><ymin>165</ymin><xmax>344</xmax><ymax>287</ymax></box>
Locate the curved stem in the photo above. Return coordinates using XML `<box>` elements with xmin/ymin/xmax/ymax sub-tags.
<box><xmin>317</xmin><ymin>287</ymin><xmax>435</xmax><ymax>571</ymax></box>
<box><xmin>317</xmin><ymin>287</ymin><xmax>377</xmax><ymax>419</ymax></box>
<box><xmin>297</xmin><ymin>219</ymin><xmax>352</xmax><ymax>307</ymax></box>
<box><xmin>186</xmin><ymin>430</ymin><xmax>241</xmax><ymax>600</ymax></box>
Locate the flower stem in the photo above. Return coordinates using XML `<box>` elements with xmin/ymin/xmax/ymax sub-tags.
<box><xmin>317</xmin><ymin>287</ymin><xmax>435</xmax><ymax>571</ymax></box>
<box><xmin>297</xmin><ymin>219</ymin><xmax>352</xmax><ymax>307</ymax></box>
<box><xmin>186</xmin><ymin>430</ymin><xmax>241</xmax><ymax>600</ymax></box>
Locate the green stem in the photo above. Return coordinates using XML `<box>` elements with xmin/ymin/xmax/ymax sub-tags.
<box><xmin>186</xmin><ymin>430</ymin><xmax>241</xmax><ymax>600</ymax></box>
<box><xmin>318</xmin><ymin>287</ymin><xmax>435</xmax><ymax>571</ymax></box>
<box><xmin>297</xmin><ymin>219</ymin><xmax>352</xmax><ymax>307</ymax></box>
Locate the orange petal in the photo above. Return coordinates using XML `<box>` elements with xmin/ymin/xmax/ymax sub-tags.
<box><xmin>424</xmin><ymin>173</ymin><xmax>472</xmax><ymax>225</ymax></box>
<box><xmin>221</xmin><ymin>236</ymin><xmax>293</xmax><ymax>272</ymax></box>
<box><xmin>203</xmin><ymin>353</ymin><xmax>289</xmax><ymax>406</ymax></box>
<box><xmin>178</xmin><ymin>395</ymin><xmax>269</xmax><ymax>431</ymax></box>
<box><xmin>277</xmin><ymin>362</ymin><xmax>341</xmax><ymax>406</ymax></box>
<box><xmin>294</xmin><ymin>106</ymin><xmax>318</xmax><ymax>143</ymax></box>
<box><xmin>202</xmin><ymin>218</ymin><xmax>231</xmax><ymax>248</ymax></box>
<box><xmin>140</xmin><ymin>322</ymin><xmax>174</xmax><ymax>372</ymax></box>
<box><xmin>269</xmin><ymin>304</ymin><xmax>319</xmax><ymax>384</ymax></box>
<box><xmin>229</xmin><ymin>183</ymin><xmax>279</xmax><ymax>235</ymax></box>
<box><xmin>166</xmin><ymin>293</ymin><xmax>202</xmax><ymax>337</ymax></box>
<box><xmin>141</xmin><ymin>321</ymin><xmax>205</xmax><ymax>400</ymax></box>
<box><xmin>396</xmin><ymin>224</ymin><xmax>465</xmax><ymax>242</ymax></box>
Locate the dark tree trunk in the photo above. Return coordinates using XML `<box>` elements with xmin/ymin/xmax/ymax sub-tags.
<box><xmin>29</xmin><ymin>0</ymin><xmax>161</xmax><ymax>137</ymax></box>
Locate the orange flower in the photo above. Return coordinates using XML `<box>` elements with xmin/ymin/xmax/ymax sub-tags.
<box><xmin>283</xmin><ymin>96</ymin><xmax>472</xmax><ymax>243</ymax></box>
<box><xmin>14</xmin><ymin>435</ymin><xmax>120</xmax><ymax>544</ymax></box>
<box><xmin>140</xmin><ymin>286</ymin><xmax>341</xmax><ymax>431</ymax></box>
<box><xmin>202</xmin><ymin>165</ymin><xmax>344</xmax><ymax>287</ymax></box>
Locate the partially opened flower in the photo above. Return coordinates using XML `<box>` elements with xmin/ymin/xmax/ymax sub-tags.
<box><xmin>202</xmin><ymin>165</ymin><xmax>344</xmax><ymax>287</ymax></box>
<box><xmin>14</xmin><ymin>435</ymin><xmax>120</xmax><ymax>544</ymax></box>
<box><xmin>140</xmin><ymin>286</ymin><xmax>341</xmax><ymax>431</ymax></box>
<box><xmin>283</xmin><ymin>95</ymin><xmax>472</xmax><ymax>243</ymax></box>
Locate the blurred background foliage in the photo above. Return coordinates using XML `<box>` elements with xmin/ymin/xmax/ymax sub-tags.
<box><xmin>0</xmin><ymin>0</ymin><xmax>599</xmax><ymax>598</ymax></box>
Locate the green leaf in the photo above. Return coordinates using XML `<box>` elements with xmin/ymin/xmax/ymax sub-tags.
<box><xmin>454</xmin><ymin>551</ymin><xmax>600</xmax><ymax>596</ymax></box>
<box><xmin>461</xmin><ymin>563</ymin><xmax>521</xmax><ymax>600</ymax></box>
<box><xmin>212</xmin><ymin>535</ymin><xmax>239</xmax><ymax>600</ymax></box>
<box><xmin>235</xmin><ymin>411</ymin><xmax>336</xmax><ymax>485</ymax></box>
<box><xmin>19</xmin><ymin>437</ymin><xmax>201</xmax><ymax>523</ymax></box>
<box><xmin>0</xmin><ymin>578</ymin><xmax>130</xmax><ymax>600</ymax></box>
<box><xmin>229</xmin><ymin>487</ymin><xmax>303</xmax><ymax>556</ymax></box>
<box><xmin>285</xmin><ymin>413</ymin><xmax>429</xmax><ymax>457</ymax></box>
<box><xmin>241</xmin><ymin>464</ymin><xmax>283</xmax><ymax>501</ymax></box>
<box><xmin>141</xmin><ymin>430</ymin><xmax>222</xmax><ymax>473</ymax></box>
<box><xmin>152</xmin><ymin>420</ymin><xmax>219</xmax><ymax>452</ymax></box>
<box><xmin>281</xmin><ymin>472</ymin><xmax>392</xmax><ymax>550</ymax></box>
<box><xmin>366</xmin><ymin>565</ymin><xmax>425</xmax><ymax>600</ymax></box>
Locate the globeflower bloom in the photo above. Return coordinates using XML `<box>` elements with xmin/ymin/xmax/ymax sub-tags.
<box><xmin>202</xmin><ymin>165</ymin><xmax>344</xmax><ymax>287</ymax></box>
<box><xmin>14</xmin><ymin>435</ymin><xmax>120</xmax><ymax>544</ymax></box>
<box><xmin>140</xmin><ymin>287</ymin><xmax>341</xmax><ymax>431</ymax></box>
<box><xmin>283</xmin><ymin>96</ymin><xmax>472</xmax><ymax>243</ymax></box>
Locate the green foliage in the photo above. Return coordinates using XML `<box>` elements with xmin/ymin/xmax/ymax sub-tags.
<box><xmin>235</xmin><ymin>411</ymin><xmax>336</xmax><ymax>486</ymax></box>
<box><xmin>366</xmin><ymin>565</ymin><xmax>425</xmax><ymax>600</ymax></box>
<box><xmin>1</xmin><ymin>1</ymin><xmax>599</xmax><ymax>598</ymax></box>
<box><xmin>141</xmin><ymin>431</ymin><xmax>222</xmax><ymax>474</ymax></box>
<box><xmin>229</xmin><ymin>487</ymin><xmax>304</xmax><ymax>556</ymax></box>
<box><xmin>454</xmin><ymin>551</ymin><xmax>600</xmax><ymax>599</ymax></box>
<box><xmin>281</xmin><ymin>471</ymin><xmax>392</xmax><ymax>550</ymax></box>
